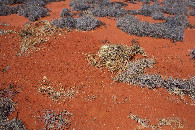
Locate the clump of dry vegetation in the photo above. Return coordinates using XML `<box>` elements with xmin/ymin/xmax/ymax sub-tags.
<box><xmin>43</xmin><ymin>109</ymin><xmax>72</xmax><ymax>129</ymax></box>
<box><xmin>114</xmin><ymin>58</ymin><xmax>154</xmax><ymax>84</ymax></box>
<box><xmin>87</xmin><ymin>40</ymin><xmax>194</xmax><ymax>99</ymax></box>
<box><xmin>87</xmin><ymin>40</ymin><xmax>146</xmax><ymax>73</ymax></box>
<box><xmin>0</xmin><ymin>83</ymin><xmax>26</xmax><ymax>129</ymax></box>
<box><xmin>128</xmin><ymin>113</ymin><xmax>150</xmax><ymax>128</ymax></box>
<box><xmin>128</xmin><ymin>113</ymin><xmax>184</xmax><ymax>129</ymax></box>
<box><xmin>151</xmin><ymin>117</ymin><xmax>184</xmax><ymax>129</ymax></box>
<box><xmin>18</xmin><ymin>20</ymin><xmax>65</xmax><ymax>55</ymax></box>
<box><xmin>0</xmin><ymin>29</ymin><xmax>16</xmax><ymax>35</ymax></box>
<box><xmin>37</xmin><ymin>76</ymin><xmax>79</xmax><ymax>101</ymax></box>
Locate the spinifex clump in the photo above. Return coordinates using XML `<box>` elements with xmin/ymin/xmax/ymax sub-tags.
<box><xmin>88</xmin><ymin>41</ymin><xmax>146</xmax><ymax>73</ymax></box>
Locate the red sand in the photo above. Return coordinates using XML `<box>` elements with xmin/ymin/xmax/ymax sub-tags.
<box><xmin>0</xmin><ymin>0</ymin><xmax>195</xmax><ymax>129</ymax></box>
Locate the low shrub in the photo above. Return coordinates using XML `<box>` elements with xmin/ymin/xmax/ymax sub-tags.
<box><xmin>0</xmin><ymin>97</ymin><xmax>15</xmax><ymax>120</ymax></box>
<box><xmin>113</xmin><ymin>59</ymin><xmax>154</xmax><ymax>83</ymax></box>
<box><xmin>140</xmin><ymin>0</ymin><xmax>151</xmax><ymax>4</ymax></box>
<box><xmin>19</xmin><ymin>20</ymin><xmax>64</xmax><ymax>55</ymax></box>
<box><xmin>23</xmin><ymin>0</ymin><xmax>48</xmax><ymax>7</ymax></box>
<box><xmin>165</xmin><ymin>14</ymin><xmax>189</xmax><ymax>28</ymax></box>
<box><xmin>162</xmin><ymin>0</ymin><xmax>188</xmax><ymax>15</ymax></box>
<box><xmin>127</xmin><ymin>9</ymin><xmax>138</xmax><ymax>15</ymax></box>
<box><xmin>151</xmin><ymin>11</ymin><xmax>165</xmax><ymax>20</ymax></box>
<box><xmin>18</xmin><ymin>5</ymin><xmax>49</xmax><ymax>21</ymax></box>
<box><xmin>114</xmin><ymin>63</ymin><xmax>195</xmax><ymax>98</ymax></box>
<box><xmin>69</xmin><ymin>0</ymin><xmax>127</xmax><ymax>18</ymax></box>
<box><xmin>43</xmin><ymin>109</ymin><xmax>72</xmax><ymax>129</ymax></box>
<box><xmin>185</xmin><ymin>0</ymin><xmax>195</xmax><ymax>8</ymax></box>
<box><xmin>117</xmin><ymin>15</ymin><xmax>188</xmax><ymax>42</ymax></box>
<box><xmin>87</xmin><ymin>42</ymin><xmax>146</xmax><ymax>72</ymax></box>
<box><xmin>138</xmin><ymin>3</ymin><xmax>162</xmax><ymax>17</ymax></box>
<box><xmin>69</xmin><ymin>0</ymin><xmax>111</xmax><ymax>6</ymax></box>
<box><xmin>0</xmin><ymin>5</ymin><xmax>18</xmax><ymax>16</ymax></box>
<box><xmin>92</xmin><ymin>3</ymin><xmax>127</xmax><ymax>17</ymax></box>
<box><xmin>52</xmin><ymin>16</ymin><xmax>100</xmax><ymax>31</ymax></box>
<box><xmin>124</xmin><ymin>0</ymin><xmax>137</xmax><ymax>4</ymax></box>
<box><xmin>0</xmin><ymin>84</ymin><xmax>26</xmax><ymax>129</ymax></box>
<box><xmin>76</xmin><ymin>16</ymin><xmax>100</xmax><ymax>31</ymax></box>
<box><xmin>190</xmin><ymin>11</ymin><xmax>195</xmax><ymax>16</ymax></box>
<box><xmin>60</xmin><ymin>8</ymin><xmax>72</xmax><ymax>17</ymax></box>
<box><xmin>71</xmin><ymin>3</ymin><xmax>90</xmax><ymax>11</ymax></box>
<box><xmin>0</xmin><ymin>0</ymin><xmax>24</xmax><ymax>5</ymax></box>
<box><xmin>191</xmin><ymin>49</ymin><xmax>195</xmax><ymax>59</ymax></box>
<box><xmin>0</xmin><ymin>0</ymin><xmax>65</xmax><ymax>6</ymax></box>
<box><xmin>52</xmin><ymin>17</ymin><xmax>77</xmax><ymax>29</ymax></box>
<box><xmin>1</xmin><ymin>119</ymin><xmax>26</xmax><ymax>130</ymax></box>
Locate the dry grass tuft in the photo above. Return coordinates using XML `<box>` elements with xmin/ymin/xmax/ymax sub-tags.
<box><xmin>128</xmin><ymin>113</ymin><xmax>150</xmax><ymax>128</ymax></box>
<box><xmin>18</xmin><ymin>20</ymin><xmax>65</xmax><ymax>55</ymax></box>
<box><xmin>128</xmin><ymin>113</ymin><xmax>184</xmax><ymax>129</ymax></box>
<box><xmin>37</xmin><ymin>76</ymin><xmax>79</xmax><ymax>101</ymax></box>
<box><xmin>151</xmin><ymin>117</ymin><xmax>184</xmax><ymax>129</ymax></box>
<box><xmin>87</xmin><ymin>41</ymin><xmax>146</xmax><ymax>73</ymax></box>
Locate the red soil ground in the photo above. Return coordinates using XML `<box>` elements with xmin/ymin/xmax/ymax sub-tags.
<box><xmin>0</xmin><ymin>0</ymin><xmax>195</xmax><ymax>129</ymax></box>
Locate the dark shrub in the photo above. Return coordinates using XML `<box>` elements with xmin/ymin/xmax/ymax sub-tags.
<box><xmin>1</xmin><ymin>119</ymin><xmax>26</xmax><ymax>130</ymax></box>
<box><xmin>0</xmin><ymin>0</ymin><xmax>24</xmax><ymax>5</ymax></box>
<box><xmin>138</xmin><ymin>3</ymin><xmax>162</xmax><ymax>17</ymax></box>
<box><xmin>127</xmin><ymin>9</ymin><xmax>138</xmax><ymax>15</ymax></box>
<box><xmin>69</xmin><ymin>0</ymin><xmax>111</xmax><ymax>6</ymax></box>
<box><xmin>113</xmin><ymin>2</ymin><xmax>128</xmax><ymax>7</ymax></box>
<box><xmin>0</xmin><ymin>5</ymin><xmax>18</xmax><ymax>16</ymax></box>
<box><xmin>185</xmin><ymin>0</ymin><xmax>195</xmax><ymax>8</ymax></box>
<box><xmin>165</xmin><ymin>14</ymin><xmax>189</xmax><ymax>28</ymax></box>
<box><xmin>23</xmin><ymin>0</ymin><xmax>48</xmax><ymax>7</ymax></box>
<box><xmin>163</xmin><ymin>77</ymin><xmax>195</xmax><ymax>97</ymax></box>
<box><xmin>0</xmin><ymin>98</ymin><xmax>15</xmax><ymax>120</ymax></box>
<box><xmin>60</xmin><ymin>8</ymin><xmax>72</xmax><ymax>17</ymax></box>
<box><xmin>135</xmin><ymin>74</ymin><xmax>164</xmax><ymax>89</ymax></box>
<box><xmin>18</xmin><ymin>5</ymin><xmax>49</xmax><ymax>21</ymax></box>
<box><xmin>117</xmin><ymin>15</ymin><xmax>187</xmax><ymax>42</ymax></box>
<box><xmin>189</xmin><ymin>10</ymin><xmax>195</xmax><ymax>16</ymax></box>
<box><xmin>141</xmin><ymin>0</ymin><xmax>151</xmax><ymax>4</ymax></box>
<box><xmin>52</xmin><ymin>17</ymin><xmax>77</xmax><ymax>29</ymax></box>
<box><xmin>114</xmin><ymin>59</ymin><xmax>154</xmax><ymax>83</ymax></box>
<box><xmin>92</xmin><ymin>3</ymin><xmax>127</xmax><ymax>17</ymax></box>
<box><xmin>191</xmin><ymin>49</ymin><xmax>195</xmax><ymax>59</ymax></box>
<box><xmin>76</xmin><ymin>16</ymin><xmax>100</xmax><ymax>31</ymax></box>
<box><xmin>162</xmin><ymin>0</ymin><xmax>188</xmax><ymax>15</ymax></box>
<box><xmin>43</xmin><ymin>109</ymin><xmax>72</xmax><ymax>129</ymax></box>
<box><xmin>151</xmin><ymin>11</ymin><xmax>165</xmax><ymax>20</ymax></box>
<box><xmin>72</xmin><ymin>3</ymin><xmax>90</xmax><ymax>11</ymax></box>
<box><xmin>124</xmin><ymin>0</ymin><xmax>137</xmax><ymax>4</ymax></box>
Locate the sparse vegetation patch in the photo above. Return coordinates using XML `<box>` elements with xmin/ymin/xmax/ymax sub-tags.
<box><xmin>113</xmin><ymin>59</ymin><xmax>155</xmax><ymax>84</ymax></box>
<box><xmin>87</xmin><ymin>41</ymin><xmax>146</xmax><ymax>73</ymax></box>
<box><xmin>0</xmin><ymin>5</ymin><xmax>18</xmax><ymax>16</ymax></box>
<box><xmin>18</xmin><ymin>20</ymin><xmax>64</xmax><ymax>55</ymax></box>
<box><xmin>91</xmin><ymin>2</ymin><xmax>127</xmax><ymax>17</ymax></box>
<box><xmin>52</xmin><ymin>16</ymin><xmax>101</xmax><ymax>31</ymax></box>
<box><xmin>43</xmin><ymin>109</ymin><xmax>72</xmax><ymax>129</ymax></box>
<box><xmin>190</xmin><ymin>49</ymin><xmax>195</xmax><ymax>59</ymax></box>
<box><xmin>37</xmin><ymin>76</ymin><xmax>79</xmax><ymax>101</ymax></box>
<box><xmin>128</xmin><ymin>113</ymin><xmax>184</xmax><ymax>129</ymax></box>
<box><xmin>117</xmin><ymin>14</ymin><xmax>189</xmax><ymax>42</ymax></box>
<box><xmin>88</xmin><ymin>40</ymin><xmax>194</xmax><ymax>99</ymax></box>
<box><xmin>76</xmin><ymin>16</ymin><xmax>101</xmax><ymax>31</ymax></box>
<box><xmin>18</xmin><ymin>5</ymin><xmax>49</xmax><ymax>22</ymax></box>
<box><xmin>0</xmin><ymin>84</ymin><xmax>26</xmax><ymax>129</ymax></box>
<box><xmin>128</xmin><ymin>113</ymin><xmax>150</xmax><ymax>128</ymax></box>
<box><xmin>115</xmin><ymin>72</ymin><xmax>195</xmax><ymax>99</ymax></box>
